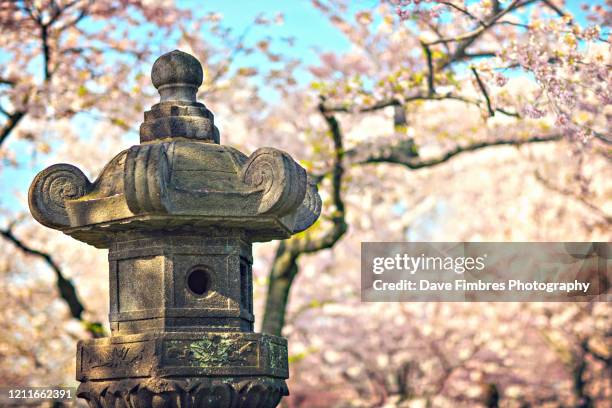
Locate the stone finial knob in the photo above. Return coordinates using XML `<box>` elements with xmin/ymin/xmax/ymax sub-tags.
<box><xmin>151</xmin><ymin>50</ymin><xmax>203</xmax><ymax>102</ymax></box>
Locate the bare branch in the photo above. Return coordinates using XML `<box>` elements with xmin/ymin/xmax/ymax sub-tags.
<box><xmin>295</xmin><ymin>99</ymin><xmax>348</xmax><ymax>254</ymax></box>
<box><xmin>321</xmin><ymin>92</ymin><xmax>520</xmax><ymax>118</ymax></box>
<box><xmin>463</xmin><ymin>51</ymin><xmax>497</xmax><ymax>59</ymax></box>
<box><xmin>0</xmin><ymin>77</ymin><xmax>16</xmax><ymax>86</ymax></box>
<box><xmin>592</xmin><ymin>131</ymin><xmax>612</xmax><ymax>145</ymax></box>
<box><xmin>432</xmin><ymin>0</ymin><xmax>538</xmax><ymax>69</ymax></box>
<box><xmin>360</xmin><ymin>133</ymin><xmax>561</xmax><ymax>169</ymax></box>
<box><xmin>426</xmin><ymin>0</ymin><xmax>523</xmax><ymax>46</ymax></box>
<box><xmin>439</xmin><ymin>1</ymin><xmax>485</xmax><ymax>26</ymax></box>
<box><xmin>542</xmin><ymin>0</ymin><xmax>571</xmax><ymax>22</ymax></box>
<box><xmin>421</xmin><ymin>41</ymin><xmax>435</xmax><ymax>96</ymax></box>
<box><xmin>471</xmin><ymin>67</ymin><xmax>495</xmax><ymax>116</ymax></box>
<box><xmin>424</xmin><ymin>21</ymin><xmax>451</xmax><ymax>54</ymax></box>
<box><xmin>261</xmin><ymin>97</ymin><xmax>349</xmax><ymax>335</ymax></box>
<box><xmin>22</xmin><ymin>1</ymin><xmax>43</xmax><ymax>24</ymax></box>
<box><xmin>0</xmin><ymin>110</ymin><xmax>26</xmax><ymax>148</ymax></box>
<box><xmin>54</xmin><ymin>0</ymin><xmax>93</xmax><ymax>31</ymax></box>
<box><xmin>198</xmin><ymin>18</ymin><xmax>255</xmax><ymax>90</ymax></box>
<box><xmin>585</xmin><ymin>343</ymin><xmax>612</xmax><ymax>368</ymax></box>
<box><xmin>40</xmin><ymin>24</ymin><xmax>52</xmax><ymax>81</ymax></box>
<box><xmin>492</xmin><ymin>0</ymin><xmax>502</xmax><ymax>14</ymax></box>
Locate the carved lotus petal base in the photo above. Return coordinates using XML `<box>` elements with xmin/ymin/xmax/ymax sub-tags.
<box><xmin>77</xmin><ymin>377</ymin><xmax>288</xmax><ymax>408</ymax></box>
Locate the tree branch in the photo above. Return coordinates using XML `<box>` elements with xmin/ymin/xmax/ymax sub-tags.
<box><xmin>317</xmin><ymin>2</ymin><xmax>539</xmax><ymax>119</ymax></box>
<box><xmin>421</xmin><ymin>41</ymin><xmax>435</xmax><ymax>96</ymax></box>
<box><xmin>0</xmin><ymin>2</ymin><xmax>98</xmax><ymax>154</ymax></box>
<box><xmin>320</xmin><ymin>92</ymin><xmax>520</xmax><ymax>118</ymax></box>
<box><xmin>261</xmin><ymin>98</ymin><xmax>348</xmax><ymax>336</ymax></box>
<box><xmin>439</xmin><ymin>1</ymin><xmax>485</xmax><ymax>25</ymax></box>
<box><xmin>592</xmin><ymin>131</ymin><xmax>612</xmax><ymax>145</ymax></box>
<box><xmin>298</xmin><ymin>100</ymin><xmax>347</xmax><ymax>249</ymax></box>
<box><xmin>0</xmin><ymin>226</ymin><xmax>106</xmax><ymax>338</ymax></box>
<box><xmin>542</xmin><ymin>0</ymin><xmax>571</xmax><ymax>22</ymax></box>
<box><xmin>585</xmin><ymin>343</ymin><xmax>612</xmax><ymax>368</ymax></box>
<box><xmin>426</xmin><ymin>0</ymin><xmax>523</xmax><ymax>46</ymax></box>
<box><xmin>39</xmin><ymin>23</ymin><xmax>52</xmax><ymax>81</ymax></box>
<box><xmin>358</xmin><ymin>133</ymin><xmax>562</xmax><ymax>169</ymax></box>
<box><xmin>432</xmin><ymin>0</ymin><xmax>537</xmax><ymax>69</ymax></box>
<box><xmin>463</xmin><ymin>51</ymin><xmax>498</xmax><ymax>59</ymax></box>
<box><xmin>0</xmin><ymin>110</ymin><xmax>26</xmax><ymax>148</ymax></box>
<box><xmin>471</xmin><ymin>67</ymin><xmax>495</xmax><ymax>117</ymax></box>
<box><xmin>0</xmin><ymin>77</ymin><xmax>16</xmax><ymax>86</ymax></box>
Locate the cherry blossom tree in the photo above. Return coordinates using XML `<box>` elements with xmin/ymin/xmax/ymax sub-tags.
<box><xmin>0</xmin><ymin>0</ymin><xmax>610</xmax><ymax>407</ymax></box>
<box><xmin>256</xmin><ymin>1</ymin><xmax>610</xmax><ymax>406</ymax></box>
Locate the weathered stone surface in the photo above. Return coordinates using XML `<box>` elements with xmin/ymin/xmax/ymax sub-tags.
<box><xmin>28</xmin><ymin>49</ymin><xmax>319</xmax><ymax>408</ymax></box>
<box><xmin>77</xmin><ymin>377</ymin><xmax>288</xmax><ymax>408</ymax></box>
<box><xmin>107</xmin><ymin>232</ymin><xmax>255</xmax><ymax>334</ymax></box>
<box><xmin>29</xmin><ymin>163</ymin><xmax>92</xmax><ymax>229</ymax></box>
<box><xmin>76</xmin><ymin>332</ymin><xmax>288</xmax><ymax>380</ymax></box>
<box><xmin>29</xmin><ymin>133</ymin><xmax>318</xmax><ymax>247</ymax></box>
<box><xmin>293</xmin><ymin>175</ymin><xmax>322</xmax><ymax>233</ymax></box>
<box><xmin>151</xmin><ymin>49</ymin><xmax>203</xmax><ymax>102</ymax></box>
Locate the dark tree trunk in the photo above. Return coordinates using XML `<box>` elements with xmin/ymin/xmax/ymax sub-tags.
<box><xmin>262</xmin><ymin>244</ymin><xmax>298</xmax><ymax>336</ymax></box>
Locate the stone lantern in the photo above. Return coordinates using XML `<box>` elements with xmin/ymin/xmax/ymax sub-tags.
<box><xmin>28</xmin><ymin>50</ymin><xmax>321</xmax><ymax>407</ymax></box>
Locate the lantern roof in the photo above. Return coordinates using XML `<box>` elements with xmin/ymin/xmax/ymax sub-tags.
<box><xmin>29</xmin><ymin>50</ymin><xmax>321</xmax><ymax>248</ymax></box>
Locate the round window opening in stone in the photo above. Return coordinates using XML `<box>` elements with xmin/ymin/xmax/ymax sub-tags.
<box><xmin>186</xmin><ymin>267</ymin><xmax>211</xmax><ymax>296</ymax></box>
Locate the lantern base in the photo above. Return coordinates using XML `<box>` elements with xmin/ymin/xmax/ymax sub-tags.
<box><xmin>76</xmin><ymin>331</ymin><xmax>289</xmax><ymax>407</ymax></box>
<box><xmin>77</xmin><ymin>376</ymin><xmax>288</xmax><ymax>407</ymax></box>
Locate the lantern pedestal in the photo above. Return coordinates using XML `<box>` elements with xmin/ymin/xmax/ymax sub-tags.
<box><xmin>76</xmin><ymin>332</ymin><xmax>288</xmax><ymax>407</ymax></box>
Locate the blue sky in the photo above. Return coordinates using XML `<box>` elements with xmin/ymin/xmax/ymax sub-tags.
<box><xmin>177</xmin><ymin>0</ymin><xmax>355</xmax><ymax>98</ymax></box>
<box><xmin>180</xmin><ymin>0</ymin><xmax>352</xmax><ymax>57</ymax></box>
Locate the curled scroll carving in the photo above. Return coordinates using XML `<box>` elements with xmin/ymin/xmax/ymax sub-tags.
<box><xmin>28</xmin><ymin>164</ymin><xmax>92</xmax><ymax>229</ymax></box>
<box><xmin>124</xmin><ymin>143</ymin><xmax>170</xmax><ymax>214</ymax></box>
<box><xmin>242</xmin><ymin>147</ymin><xmax>307</xmax><ymax>216</ymax></box>
<box><xmin>292</xmin><ymin>175</ymin><xmax>322</xmax><ymax>233</ymax></box>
